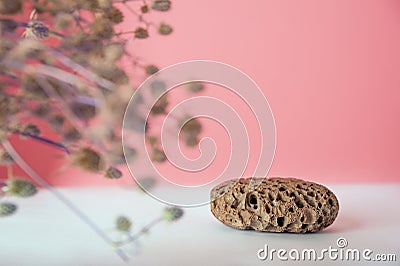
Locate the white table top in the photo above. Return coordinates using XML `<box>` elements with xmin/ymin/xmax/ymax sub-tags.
<box><xmin>1</xmin><ymin>183</ymin><xmax>399</xmax><ymax>265</ymax></box>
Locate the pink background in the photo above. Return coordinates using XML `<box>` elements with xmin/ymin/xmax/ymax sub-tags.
<box><xmin>5</xmin><ymin>0</ymin><xmax>400</xmax><ymax>185</ymax></box>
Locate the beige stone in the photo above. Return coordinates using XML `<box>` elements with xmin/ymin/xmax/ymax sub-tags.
<box><xmin>210</xmin><ymin>177</ymin><xmax>339</xmax><ymax>233</ymax></box>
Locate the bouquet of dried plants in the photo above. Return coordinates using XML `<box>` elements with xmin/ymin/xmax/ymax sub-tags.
<box><xmin>0</xmin><ymin>0</ymin><xmax>202</xmax><ymax>261</ymax></box>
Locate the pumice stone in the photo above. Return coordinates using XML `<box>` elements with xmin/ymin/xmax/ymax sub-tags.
<box><xmin>210</xmin><ymin>177</ymin><xmax>339</xmax><ymax>233</ymax></box>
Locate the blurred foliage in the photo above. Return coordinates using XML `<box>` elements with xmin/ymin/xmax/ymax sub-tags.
<box><xmin>0</xmin><ymin>0</ymin><xmax>192</xmax><ymax>217</ymax></box>
<box><xmin>0</xmin><ymin>1</ymin><xmax>190</xmax><ymax>260</ymax></box>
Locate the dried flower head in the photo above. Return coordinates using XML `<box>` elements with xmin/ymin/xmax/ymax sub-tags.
<box><xmin>90</xmin><ymin>18</ymin><xmax>114</xmax><ymax>39</ymax></box>
<box><xmin>0</xmin><ymin>0</ymin><xmax>22</xmax><ymax>15</ymax></box>
<box><xmin>0</xmin><ymin>149</ymin><xmax>14</xmax><ymax>165</ymax></box>
<box><xmin>104</xmin><ymin>7</ymin><xmax>124</xmax><ymax>24</ymax></box>
<box><xmin>186</xmin><ymin>81</ymin><xmax>205</xmax><ymax>93</ymax></box>
<box><xmin>22</xmin><ymin>123</ymin><xmax>41</xmax><ymax>136</ymax></box>
<box><xmin>23</xmin><ymin>20</ymin><xmax>50</xmax><ymax>40</ymax></box>
<box><xmin>104</xmin><ymin>166</ymin><xmax>122</xmax><ymax>179</ymax></box>
<box><xmin>115</xmin><ymin>216</ymin><xmax>132</xmax><ymax>232</ymax></box>
<box><xmin>151</xmin><ymin>0</ymin><xmax>171</xmax><ymax>12</ymax></box>
<box><xmin>158</xmin><ymin>23</ymin><xmax>173</xmax><ymax>35</ymax></box>
<box><xmin>5</xmin><ymin>179</ymin><xmax>37</xmax><ymax>197</ymax></box>
<box><xmin>73</xmin><ymin>147</ymin><xmax>105</xmax><ymax>172</ymax></box>
<box><xmin>0</xmin><ymin>202</ymin><xmax>17</xmax><ymax>217</ymax></box>
<box><xmin>180</xmin><ymin>117</ymin><xmax>202</xmax><ymax>136</ymax></box>
<box><xmin>150</xmin><ymin>80</ymin><xmax>167</xmax><ymax>95</ymax></box>
<box><xmin>146</xmin><ymin>135</ymin><xmax>158</xmax><ymax>147</ymax></box>
<box><xmin>144</xmin><ymin>64</ymin><xmax>159</xmax><ymax>75</ymax></box>
<box><xmin>134</xmin><ymin>27</ymin><xmax>149</xmax><ymax>39</ymax></box>
<box><xmin>151</xmin><ymin>94</ymin><xmax>168</xmax><ymax>115</ymax></box>
<box><xmin>163</xmin><ymin>207</ymin><xmax>184</xmax><ymax>222</ymax></box>
<box><xmin>184</xmin><ymin>135</ymin><xmax>200</xmax><ymax>147</ymax></box>
<box><xmin>141</xmin><ymin>5</ymin><xmax>149</xmax><ymax>14</ymax></box>
<box><xmin>151</xmin><ymin>148</ymin><xmax>167</xmax><ymax>163</ymax></box>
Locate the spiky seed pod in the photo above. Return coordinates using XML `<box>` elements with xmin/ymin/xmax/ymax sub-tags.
<box><xmin>185</xmin><ymin>135</ymin><xmax>200</xmax><ymax>147</ymax></box>
<box><xmin>151</xmin><ymin>95</ymin><xmax>168</xmax><ymax>115</ymax></box>
<box><xmin>90</xmin><ymin>18</ymin><xmax>114</xmax><ymax>39</ymax></box>
<box><xmin>141</xmin><ymin>5</ymin><xmax>149</xmax><ymax>13</ymax></box>
<box><xmin>0</xmin><ymin>202</ymin><xmax>17</xmax><ymax>217</ymax></box>
<box><xmin>0</xmin><ymin>0</ymin><xmax>22</xmax><ymax>15</ymax></box>
<box><xmin>134</xmin><ymin>27</ymin><xmax>149</xmax><ymax>39</ymax></box>
<box><xmin>105</xmin><ymin>7</ymin><xmax>124</xmax><ymax>24</ymax></box>
<box><xmin>151</xmin><ymin>0</ymin><xmax>171</xmax><ymax>12</ymax></box>
<box><xmin>73</xmin><ymin>147</ymin><xmax>105</xmax><ymax>173</ymax></box>
<box><xmin>146</xmin><ymin>136</ymin><xmax>157</xmax><ymax>147</ymax></box>
<box><xmin>151</xmin><ymin>148</ymin><xmax>167</xmax><ymax>163</ymax></box>
<box><xmin>0</xmin><ymin>150</ymin><xmax>14</xmax><ymax>165</ymax></box>
<box><xmin>163</xmin><ymin>207</ymin><xmax>184</xmax><ymax>222</ymax></box>
<box><xmin>6</xmin><ymin>179</ymin><xmax>37</xmax><ymax>198</ymax></box>
<box><xmin>144</xmin><ymin>64</ymin><xmax>159</xmax><ymax>75</ymax></box>
<box><xmin>105</xmin><ymin>166</ymin><xmax>122</xmax><ymax>179</ymax></box>
<box><xmin>116</xmin><ymin>216</ymin><xmax>132</xmax><ymax>232</ymax></box>
<box><xmin>181</xmin><ymin>118</ymin><xmax>202</xmax><ymax>147</ymax></box>
<box><xmin>158</xmin><ymin>23</ymin><xmax>173</xmax><ymax>35</ymax></box>
<box><xmin>186</xmin><ymin>81</ymin><xmax>205</xmax><ymax>93</ymax></box>
<box><xmin>150</xmin><ymin>80</ymin><xmax>166</xmax><ymax>95</ymax></box>
<box><xmin>22</xmin><ymin>123</ymin><xmax>41</xmax><ymax>136</ymax></box>
<box><xmin>24</xmin><ymin>21</ymin><xmax>50</xmax><ymax>40</ymax></box>
<box><xmin>180</xmin><ymin>117</ymin><xmax>202</xmax><ymax>136</ymax></box>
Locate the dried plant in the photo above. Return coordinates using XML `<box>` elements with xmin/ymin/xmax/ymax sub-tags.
<box><xmin>0</xmin><ymin>0</ymin><xmax>197</xmax><ymax>261</ymax></box>
<box><xmin>112</xmin><ymin>207</ymin><xmax>184</xmax><ymax>250</ymax></box>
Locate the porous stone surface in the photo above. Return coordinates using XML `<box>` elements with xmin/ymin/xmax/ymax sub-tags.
<box><xmin>210</xmin><ymin>177</ymin><xmax>339</xmax><ymax>233</ymax></box>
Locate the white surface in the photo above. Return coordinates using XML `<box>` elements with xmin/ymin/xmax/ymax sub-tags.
<box><xmin>0</xmin><ymin>183</ymin><xmax>399</xmax><ymax>266</ymax></box>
